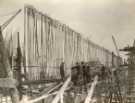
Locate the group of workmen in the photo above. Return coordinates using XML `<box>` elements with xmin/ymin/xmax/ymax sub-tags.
<box><xmin>71</xmin><ymin>62</ymin><xmax>91</xmax><ymax>86</ymax></box>
<box><xmin>59</xmin><ymin>61</ymin><xmax>108</xmax><ymax>87</ymax></box>
<box><xmin>71</xmin><ymin>61</ymin><xmax>108</xmax><ymax>87</ymax></box>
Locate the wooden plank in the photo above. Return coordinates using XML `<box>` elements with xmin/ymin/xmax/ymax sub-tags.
<box><xmin>52</xmin><ymin>76</ymin><xmax>71</xmax><ymax>103</ymax></box>
<box><xmin>39</xmin><ymin>82</ymin><xmax>63</xmax><ymax>96</ymax></box>
<box><xmin>21</xmin><ymin>79</ymin><xmax>62</xmax><ymax>85</ymax></box>
<box><xmin>20</xmin><ymin>83</ymin><xmax>63</xmax><ymax>103</ymax></box>
<box><xmin>84</xmin><ymin>75</ymin><xmax>98</xmax><ymax>103</ymax></box>
<box><xmin>27</xmin><ymin>92</ymin><xmax>57</xmax><ymax>103</ymax></box>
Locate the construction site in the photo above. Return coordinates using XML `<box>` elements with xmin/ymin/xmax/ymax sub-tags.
<box><xmin>0</xmin><ymin>3</ymin><xmax>134</xmax><ymax>103</ymax></box>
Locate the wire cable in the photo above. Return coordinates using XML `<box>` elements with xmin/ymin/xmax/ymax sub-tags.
<box><xmin>0</xmin><ymin>9</ymin><xmax>19</xmax><ymax>17</ymax></box>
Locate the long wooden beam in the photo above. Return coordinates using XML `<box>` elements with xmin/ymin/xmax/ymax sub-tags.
<box><xmin>84</xmin><ymin>75</ymin><xmax>98</xmax><ymax>103</ymax></box>
<box><xmin>20</xmin><ymin>83</ymin><xmax>62</xmax><ymax>103</ymax></box>
<box><xmin>21</xmin><ymin>79</ymin><xmax>62</xmax><ymax>85</ymax></box>
<box><xmin>51</xmin><ymin>76</ymin><xmax>71</xmax><ymax>103</ymax></box>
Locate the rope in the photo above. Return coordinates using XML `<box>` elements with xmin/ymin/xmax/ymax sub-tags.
<box><xmin>0</xmin><ymin>10</ymin><xmax>19</xmax><ymax>17</ymax></box>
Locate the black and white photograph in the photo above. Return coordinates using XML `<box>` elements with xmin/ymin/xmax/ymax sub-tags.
<box><xmin>0</xmin><ymin>0</ymin><xmax>134</xmax><ymax>103</ymax></box>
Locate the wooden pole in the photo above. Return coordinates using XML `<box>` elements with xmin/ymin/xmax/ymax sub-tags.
<box><xmin>84</xmin><ymin>76</ymin><xmax>98</xmax><ymax>103</ymax></box>
<box><xmin>52</xmin><ymin>76</ymin><xmax>71</xmax><ymax>103</ymax></box>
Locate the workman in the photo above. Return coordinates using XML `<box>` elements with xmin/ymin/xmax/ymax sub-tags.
<box><xmin>60</xmin><ymin>62</ymin><xmax>65</xmax><ymax>81</ymax></box>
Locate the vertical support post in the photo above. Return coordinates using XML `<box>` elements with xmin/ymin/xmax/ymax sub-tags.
<box><xmin>15</xmin><ymin>32</ymin><xmax>22</xmax><ymax>81</ymax></box>
<box><xmin>60</xmin><ymin>94</ymin><xmax>64</xmax><ymax>103</ymax></box>
<box><xmin>112</xmin><ymin>52</ymin><xmax>114</xmax><ymax>67</ymax></box>
<box><xmin>24</xmin><ymin>6</ymin><xmax>28</xmax><ymax>78</ymax></box>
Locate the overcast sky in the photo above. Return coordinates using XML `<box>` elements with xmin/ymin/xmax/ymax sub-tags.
<box><xmin>0</xmin><ymin>0</ymin><xmax>135</xmax><ymax>57</ymax></box>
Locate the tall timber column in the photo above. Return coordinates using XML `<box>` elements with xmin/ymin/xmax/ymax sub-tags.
<box><xmin>0</xmin><ymin>27</ymin><xmax>19</xmax><ymax>103</ymax></box>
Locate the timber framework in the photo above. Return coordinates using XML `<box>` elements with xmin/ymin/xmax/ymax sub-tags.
<box><xmin>0</xmin><ymin>5</ymin><xmax>128</xmax><ymax>103</ymax></box>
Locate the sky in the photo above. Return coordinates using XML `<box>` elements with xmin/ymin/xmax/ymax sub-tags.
<box><xmin>0</xmin><ymin>0</ymin><xmax>135</xmax><ymax>58</ymax></box>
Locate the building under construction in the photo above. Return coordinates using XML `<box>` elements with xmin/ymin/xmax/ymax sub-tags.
<box><xmin>0</xmin><ymin>5</ymin><xmax>133</xmax><ymax>103</ymax></box>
